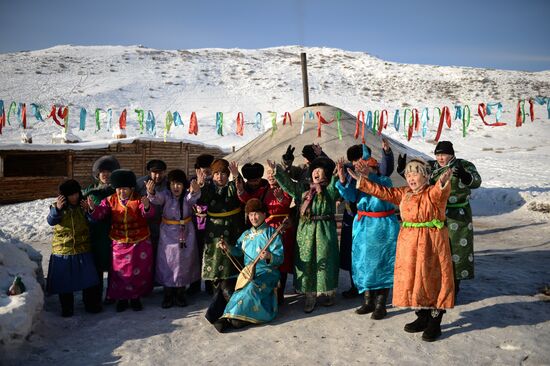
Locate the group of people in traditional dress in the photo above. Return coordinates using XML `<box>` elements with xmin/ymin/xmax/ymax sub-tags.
<box><xmin>46</xmin><ymin>139</ymin><xmax>481</xmax><ymax>342</ymax></box>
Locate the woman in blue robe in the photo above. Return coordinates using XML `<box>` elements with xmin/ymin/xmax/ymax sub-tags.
<box><xmin>336</xmin><ymin>145</ymin><xmax>400</xmax><ymax>320</ymax></box>
<box><xmin>213</xmin><ymin>198</ymin><xmax>284</xmax><ymax>332</ymax></box>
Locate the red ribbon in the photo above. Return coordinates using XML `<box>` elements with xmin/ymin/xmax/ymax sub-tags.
<box><xmin>377</xmin><ymin>109</ymin><xmax>388</xmax><ymax>136</ymax></box>
<box><xmin>0</xmin><ymin>106</ymin><xmax>5</xmax><ymax>134</ymax></box>
<box><xmin>21</xmin><ymin>103</ymin><xmax>27</xmax><ymax>129</ymax></box>
<box><xmin>119</xmin><ymin>109</ymin><xmax>127</xmax><ymax>130</ymax></box>
<box><xmin>47</xmin><ymin>105</ymin><xmax>66</xmax><ymax>127</ymax></box>
<box><xmin>357</xmin><ymin>209</ymin><xmax>395</xmax><ymax>221</ymax></box>
<box><xmin>188</xmin><ymin>112</ymin><xmax>198</xmax><ymax>135</ymax></box>
<box><xmin>283</xmin><ymin>112</ymin><xmax>292</xmax><ymax>126</ymax></box>
<box><xmin>434</xmin><ymin>106</ymin><xmax>451</xmax><ymax>142</ymax></box>
<box><xmin>515</xmin><ymin>101</ymin><xmax>523</xmax><ymax>127</ymax></box>
<box><xmin>316</xmin><ymin>111</ymin><xmax>334</xmax><ymax>137</ymax></box>
<box><xmin>236</xmin><ymin>112</ymin><xmax>244</xmax><ymax>136</ymax></box>
<box><xmin>477</xmin><ymin>103</ymin><xmax>506</xmax><ymax>126</ymax></box>
<box><xmin>529</xmin><ymin>98</ymin><xmax>535</xmax><ymax>122</ymax></box>
<box><xmin>355</xmin><ymin>110</ymin><xmax>365</xmax><ymax>143</ymax></box>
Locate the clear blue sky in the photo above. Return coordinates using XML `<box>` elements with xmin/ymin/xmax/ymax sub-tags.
<box><xmin>1</xmin><ymin>0</ymin><xmax>549</xmax><ymax>71</ymax></box>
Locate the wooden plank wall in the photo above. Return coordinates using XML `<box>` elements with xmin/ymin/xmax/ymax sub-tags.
<box><xmin>0</xmin><ymin>140</ymin><xmax>226</xmax><ymax>204</ymax></box>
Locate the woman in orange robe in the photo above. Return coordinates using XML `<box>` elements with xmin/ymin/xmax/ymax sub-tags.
<box><xmin>348</xmin><ymin>159</ymin><xmax>454</xmax><ymax>342</ymax></box>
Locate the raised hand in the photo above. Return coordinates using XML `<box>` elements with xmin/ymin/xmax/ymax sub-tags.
<box><xmin>195</xmin><ymin>168</ymin><xmax>205</xmax><ymax>186</ymax></box>
<box><xmin>236</xmin><ymin>176</ymin><xmax>244</xmax><ymax>193</ymax></box>
<box><xmin>80</xmin><ymin>199</ymin><xmax>89</xmax><ymax>211</ymax></box>
<box><xmin>439</xmin><ymin>168</ymin><xmax>453</xmax><ymax>187</ymax></box>
<box><xmin>382</xmin><ymin>138</ymin><xmax>391</xmax><ymax>152</ymax></box>
<box><xmin>312</xmin><ymin>143</ymin><xmax>322</xmax><ymax>157</ymax></box>
<box><xmin>266</xmin><ymin>159</ymin><xmax>277</xmax><ymax>171</ymax></box>
<box><xmin>282</xmin><ymin>145</ymin><xmax>295</xmax><ymax>163</ymax></box>
<box><xmin>336</xmin><ymin>157</ymin><xmax>346</xmax><ymax>183</ymax></box>
<box><xmin>56</xmin><ymin>195</ymin><xmax>66</xmax><ymax>210</ymax></box>
<box><xmin>86</xmin><ymin>196</ymin><xmax>95</xmax><ymax>211</ymax></box>
<box><xmin>346</xmin><ymin>167</ymin><xmax>360</xmax><ymax>182</ymax></box>
<box><xmin>355</xmin><ymin>159</ymin><xmax>370</xmax><ymax>176</ymax></box>
<box><xmin>397</xmin><ymin>153</ymin><xmax>407</xmax><ymax>174</ymax></box>
<box><xmin>145</xmin><ymin>179</ymin><xmax>156</xmax><ymax>195</ymax></box>
<box><xmin>189</xmin><ymin>179</ymin><xmax>200</xmax><ymax>193</ymax></box>
<box><xmin>452</xmin><ymin>160</ymin><xmax>473</xmax><ymax>185</ymax></box>
<box><xmin>228</xmin><ymin>161</ymin><xmax>239</xmax><ymax>178</ymax></box>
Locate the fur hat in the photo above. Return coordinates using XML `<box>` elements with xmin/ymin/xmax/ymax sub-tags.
<box><xmin>92</xmin><ymin>155</ymin><xmax>120</xmax><ymax>177</ymax></box>
<box><xmin>110</xmin><ymin>169</ymin><xmax>137</xmax><ymax>189</ymax></box>
<box><xmin>146</xmin><ymin>159</ymin><xmax>167</xmax><ymax>172</ymax></box>
<box><xmin>301</xmin><ymin>144</ymin><xmax>317</xmax><ymax>163</ymax></box>
<box><xmin>195</xmin><ymin>154</ymin><xmax>215</xmax><ymax>169</ymax></box>
<box><xmin>167</xmin><ymin>169</ymin><xmax>188</xmax><ymax>185</ymax></box>
<box><xmin>309</xmin><ymin>157</ymin><xmax>336</xmax><ymax>179</ymax></box>
<box><xmin>59</xmin><ymin>179</ymin><xmax>82</xmax><ymax>197</ymax></box>
<box><xmin>211</xmin><ymin>158</ymin><xmax>230</xmax><ymax>175</ymax></box>
<box><xmin>241</xmin><ymin>163</ymin><xmax>264</xmax><ymax>180</ymax></box>
<box><xmin>245</xmin><ymin>198</ymin><xmax>267</xmax><ymax>215</ymax></box>
<box><xmin>404</xmin><ymin>159</ymin><xmax>430</xmax><ymax>177</ymax></box>
<box><xmin>434</xmin><ymin>141</ymin><xmax>455</xmax><ymax>156</ymax></box>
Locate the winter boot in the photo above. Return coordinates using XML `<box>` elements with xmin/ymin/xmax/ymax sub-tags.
<box><xmin>322</xmin><ymin>293</ymin><xmax>336</xmax><ymax>307</ymax></box>
<box><xmin>304</xmin><ymin>293</ymin><xmax>316</xmax><ymax>313</ymax></box>
<box><xmin>355</xmin><ymin>290</ymin><xmax>375</xmax><ymax>315</ymax></box>
<box><xmin>371</xmin><ymin>288</ymin><xmax>389</xmax><ymax>320</ymax></box>
<box><xmin>161</xmin><ymin>287</ymin><xmax>175</xmax><ymax>308</ymax></box>
<box><xmin>229</xmin><ymin>319</ymin><xmax>250</xmax><ymax>329</ymax></box>
<box><xmin>116</xmin><ymin>299</ymin><xmax>129</xmax><ymax>312</ymax></box>
<box><xmin>342</xmin><ymin>286</ymin><xmax>359</xmax><ymax>299</ymax></box>
<box><xmin>422</xmin><ymin>310</ymin><xmax>444</xmax><ymax>342</ymax></box>
<box><xmin>187</xmin><ymin>280</ymin><xmax>201</xmax><ymax>295</ymax></box>
<box><xmin>83</xmin><ymin>285</ymin><xmax>102</xmax><ymax>314</ymax></box>
<box><xmin>213</xmin><ymin>318</ymin><xmax>229</xmax><ymax>333</ymax></box>
<box><xmin>175</xmin><ymin>287</ymin><xmax>188</xmax><ymax>307</ymax></box>
<box><xmin>130</xmin><ymin>298</ymin><xmax>143</xmax><ymax>311</ymax></box>
<box><xmin>404</xmin><ymin>309</ymin><xmax>430</xmax><ymax>333</ymax></box>
<box><xmin>59</xmin><ymin>293</ymin><xmax>74</xmax><ymax>317</ymax></box>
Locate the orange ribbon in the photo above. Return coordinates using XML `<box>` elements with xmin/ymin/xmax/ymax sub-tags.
<box><xmin>434</xmin><ymin>106</ymin><xmax>451</xmax><ymax>141</ymax></box>
<box><xmin>189</xmin><ymin>112</ymin><xmax>198</xmax><ymax>135</ymax></box>
<box><xmin>236</xmin><ymin>112</ymin><xmax>244</xmax><ymax>136</ymax></box>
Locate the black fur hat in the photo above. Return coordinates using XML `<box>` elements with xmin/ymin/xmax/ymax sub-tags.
<box><xmin>308</xmin><ymin>157</ymin><xmax>336</xmax><ymax>178</ymax></box>
<box><xmin>110</xmin><ymin>169</ymin><xmax>137</xmax><ymax>189</ymax></box>
<box><xmin>167</xmin><ymin>169</ymin><xmax>188</xmax><ymax>186</ymax></box>
<box><xmin>146</xmin><ymin>159</ymin><xmax>167</xmax><ymax>172</ymax></box>
<box><xmin>241</xmin><ymin>163</ymin><xmax>264</xmax><ymax>180</ymax></box>
<box><xmin>92</xmin><ymin>155</ymin><xmax>120</xmax><ymax>177</ymax></box>
<box><xmin>195</xmin><ymin>154</ymin><xmax>215</xmax><ymax>169</ymax></box>
<box><xmin>59</xmin><ymin>179</ymin><xmax>82</xmax><ymax>197</ymax></box>
<box><xmin>302</xmin><ymin>144</ymin><xmax>317</xmax><ymax>163</ymax></box>
<box><xmin>434</xmin><ymin>141</ymin><xmax>455</xmax><ymax>156</ymax></box>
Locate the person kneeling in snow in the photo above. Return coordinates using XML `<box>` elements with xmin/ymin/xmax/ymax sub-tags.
<box><xmin>46</xmin><ymin>179</ymin><xmax>102</xmax><ymax>317</ymax></box>
<box><xmin>213</xmin><ymin>198</ymin><xmax>284</xmax><ymax>333</ymax></box>
<box><xmin>348</xmin><ymin>159</ymin><xmax>454</xmax><ymax>342</ymax></box>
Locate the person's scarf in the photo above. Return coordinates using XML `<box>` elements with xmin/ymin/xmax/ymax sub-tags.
<box><xmin>300</xmin><ymin>181</ymin><xmax>326</xmax><ymax>216</ymax></box>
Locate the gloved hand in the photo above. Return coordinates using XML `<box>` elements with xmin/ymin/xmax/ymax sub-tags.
<box><xmin>453</xmin><ymin>160</ymin><xmax>472</xmax><ymax>185</ymax></box>
<box><xmin>282</xmin><ymin>145</ymin><xmax>295</xmax><ymax>165</ymax></box>
<box><xmin>397</xmin><ymin>153</ymin><xmax>407</xmax><ymax>175</ymax></box>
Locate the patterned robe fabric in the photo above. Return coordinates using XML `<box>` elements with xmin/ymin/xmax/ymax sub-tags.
<box><xmin>336</xmin><ymin>173</ymin><xmax>399</xmax><ymax>293</ymax></box>
<box><xmin>275</xmin><ymin>169</ymin><xmax>340</xmax><ymax>294</ymax></box>
<box><xmin>222</xmin><ymin>223</ymin><xmax>284</xmax><ymax>324</ymax></box>
<box><xmin>199</xmin><ymin>180</ymin><xmax>245</xmax><ymax>280</ymax></box>
<box><xmin>357</xmin><ymin>177</ymin><xmax>455</xmax><ymax>309</ymax></box>
<box><xmin>148</xmin><ymin>189</ymin><xmax>201</xmax><ymax>287</ymax></box>
<box><xmin>428</xmin><ymin>159</ymin><xmax>482</xmax><ymax>281</ymax></box>
<box><xmin>92</xmin><ymin>193</ymin><xmax>155</xmax><ymax>300</ymax></box>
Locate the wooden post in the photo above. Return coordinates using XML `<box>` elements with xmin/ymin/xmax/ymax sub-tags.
<box><xmin>301</xmin><ymin>52</ymin><xmax>310</xmax><ymax>107</ymax></box>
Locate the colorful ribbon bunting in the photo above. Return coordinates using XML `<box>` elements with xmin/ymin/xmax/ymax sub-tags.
<box><xmin>119</xmin><ymin>109</ymin><xmax>127</xmax><ymax>131</ymax></box>
<box><xmin>377</xmin><ymin>110</ymin><xmax>388</xmax><ymax>136</ymax></box>
<box><xmin>173</xmin><ymin>111</ymin><xmax>184</xmax><ymax>126</ymax></box>
<box><xmin>420</xmin><ymin>107</ymin><xmax>429</xmax><ymax>138</ymax></box>
<box><xmin>528</xmin><ymin>98</ymin><xmax>534</xmax><ymax>122</ymax></box>
<box><xmin>454</xmin><ymin>105</ymin><xmax>462</xmax><ymax>120</ymax></box>
<box><xmin>7</xmin><ymin>102</ymin><xmax>17</xmax><ymax>126</ymax></box>
<box><xmin>31</xmin><ymin>103</ymin><xmax>45</xmax><ymax>122</ymax></box>
<box><xmin>270</xmin><ymin>112</ymin><xmax>277</xmax><ymax>136</ymax></box>
<box><xmin>0</xmin><ymin>100</ymin><xmax>5</xmax><ymax>134</ymax></box>
<box><xmin>516</xmin><ymin>100</ymin><xmax>525</xmax><ymax>127</ymax></box>
<box><xmin>393</xmin><ymin>110</ymin><xmax>400</xmax><ymax>131</ymax></box>
<box><xmin>146</xmin><ymin>110</ymin><xmax>156</xmax><ymax>136</ymax></box>
<box><xmin>283</xmin><ymin>112</ymin><xmax>292</xmax><ymax>126</ymax></box>
<box><xmin>95</xmin><ymin>108</ymin><xmax>103</xmax><ymax>131</ymax></box>
<box><xmin>164</xmin><ymin>111</ymin><xmax>173</xmax><ymax>141</ymax></box>
<box><xmin>255</xmin><ymin>112</ymin><xmax>262</xmax><ymax>131</ymax></box>
<box><xmin>355</xmin><ymin>110</ymin><xmax>365</xmax><ymax>143</ymax></box>
<box><xmin>107</xmin><ymin>109</ymin><xmax>113</xmax><ymax>131</ymax></box>
<box><xmin>434</xmin><ymin>106</ymin><xmax>451</xmax><ymax>141</ymax></box>
<box><xmin>315</xmin><ymin>111</ymin><xmax>336</xmax><ymax>138</ymax></box>
<box><xmin>462</xmin><ymin>105</ymin><xmax>470</xmax><ymax>137</ymax></box>
<box><xmin>135</xmin><ymin>109</ymin><xmax>144</xmax><ymax>133</ymax></box>
<box><xmin>478</xmin><ymin>103</ymin><xmax>506</xmax><ymax>126</ymax></box>
<box><xmin>216</xmin><ymin>112</ymin><xmax>224</xmax><ymax>136</ymax></box>
<box><xmin>79</xmin><ymin>108</ymin><xmax>87</xmax><ymax>131</ymax></box>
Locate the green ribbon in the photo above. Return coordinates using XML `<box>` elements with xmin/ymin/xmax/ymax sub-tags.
<box><xmin>402</xmin><ymin>219</ymin><xmax>444</xmax><ymax>229</ymax></box>
<box><xmin>336</xmin><ymin>110</ymin><xmax>342</xmax><ymax>140</ymax></box>
<box><xmin>135</xmin><ymin>109</ymin><xmax>144</xmax><ymax>133</ymax></box>
<box><xmin>446</xmin><ymin>201</ymin><xmax>469</xmax><ymax>208</ymax></box>
<box><xmin>462</xmin><ymin>105</ymin><xmax>470</xmax><ymax>137</ymax></box>
<box><xmin>519</xmin><ymin>99</ymin><xmax>526</xmax><ymax>123</ymax></box>
<box><xmin>216</xmin><ymin>111</ymin><xmax>224</xmax><ymax>136</ymax></box>
<box><xmin>270</xmin><ymin>112</ymin><xmax>277</xmax><ymax>136</ymax></box>
<box><xmin>164</xmin><ymin>111</ymin><xmax>174</xmax><ymax>141</ymax></box>
<box><xmin>95</xmin><ymin>108</ymin><xmax>102</xmax><ymax>131</ymax></box>
<box><xmin>7</xmin><ymin>101</ymin><xmax>17</xmax><ymax>125</ymax></box>
<box><xmin>403</xmin><ymin>108</ymin><xmax>412</xmax><ymax>138</ymax></box>
<box><xmin>373</xmin><ymin>110</ymin><xmax>380</xmax><ymax>134</ymax></box>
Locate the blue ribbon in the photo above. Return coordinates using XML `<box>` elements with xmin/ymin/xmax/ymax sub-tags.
<box><xmin>0</xmin><ymin>100</ymin><xmax>4</xmax><ymax>121</ymax></box>
<box><xmin>487</xmin><ymin>102</ymin><xmax>503</xmax><ymax>122</ymax></box>
<box><xmin>454</xmin><ymin>105</ymin><xmax>462</xmax><ymax>120</ymax></box>
<box><xmin>173</xmin><ymin>111</ymin><xmax>184</xmax><ymax>126</ymax></box>
<box><xmin>30</xmin><ymin>103</ymin><xmax>45</xmax><ymax>121</ymax></box>
<box><xmin>79</xmin><ymin>108</ymin><xmax>87</xmax><ymax>131</ymax></box>
<box><xmin>362</xmin><ymin>144</ymin><xmax>371</xmax><ymax>160</ymax></box>
<box><xmin>16</xmin><ymin>103</ymin><xmax>23</xmax><ymax>125</ymax></box>
<box><xmin>255</xmin><ymin>112</ymin><xmax>262</xmax><ymax>130</ymax></box>
<box><xmin>393</xmin><ymin>109</ymin><xmax>400</xmax><ymax>131</ymax></box>
<box><xmin>421</xmin><ymin>107</ymin><xmax>429</xmax><ymax>137</ymax></box>
<box><xmin>146</xmin><ymin>110</ymin><xmax>156</xmax><ymax>136</ymax></box>
<box><xmin>537</xmin><ymin>97</ymin><xmax>550</xmax><ymax>118</ymax></box>
<box><xmin>216</xmin><ymin>112</ymin><xmax>223</xmax><ymax>136</ymax></box>
<box><xmin>366</xmin><ymin>111</ymin><xmax>373</xmax><ymax>130</ymax></box>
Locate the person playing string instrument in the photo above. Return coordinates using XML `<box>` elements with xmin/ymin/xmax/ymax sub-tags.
<box><xmin>213</xmin><ymin>198</ymin><xmax>284</xmax><ymax>333</ymax></box>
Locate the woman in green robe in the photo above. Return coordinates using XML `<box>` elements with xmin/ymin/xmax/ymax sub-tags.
<box><xmin>268</xmin><ymin>157</ymin><xmax>340</xmax><ymax>313</ymax></box>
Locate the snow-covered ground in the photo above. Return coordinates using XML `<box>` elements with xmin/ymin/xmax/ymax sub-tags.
<box><xmin>0</xmin><ymin>45</ymin><xmax>549</xmax><ymax>364</ymax></box>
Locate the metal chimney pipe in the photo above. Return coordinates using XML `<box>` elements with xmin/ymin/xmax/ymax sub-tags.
<box><xmin>300</xmin><ymin>52</ymin><xmax>310</xmax><ymax>107</ymax></box>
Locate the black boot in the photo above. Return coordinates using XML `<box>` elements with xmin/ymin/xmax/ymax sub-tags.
<box><xmin>130</xmin><ymin>298</ymin><xmax>143</xmax><ymax>311</ymax></box>
<box><xmin>422</xmin><ymin>310</ymin><xmax>445</xmax><ymax>342</ymax></box>
<box><xmin>116</xmin><ymin>299</ymin><xmax>129</xmax><ymax>312</ymax></box>
<box><xmin>162</xmin><ymin>287</ymin><xmax>175</xmax><ymax>308</ymax></box>
<box><xmin>83</xmin><ymin>285</ymin><xmax>102</xmax><ymax>314</ymax></box>
<box><xmin>371</xmin><ymin>288</ymin><xmax>389</xmax><ymax>320</ymax></box>
<box><xmin>187</xmin><ymin>280</ymin><xmax>201</xmax><ymax>295</ymax></box>
<box><xmin>59</xmin><ymin>293</ymin><xmax>74</xmax><ymax>317</ymax></box>
<box><xmin>213</xmin><ymin>318</ymin><xmax>229</xmax><ymax>333</ymax></box>
<box><xmin>355</xmin><ymin>290</ymin><xmax>375</xmax><ymax>314</ymax></box>
<box><xmin>175</xmin><ymin>287</ymin><xmax>188</xmax><ymax>307</ymax></box>
<box><xmin>404</xmin><ymin>309</ymin><xmax>430</xmax><ymax>333</ymax></box>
